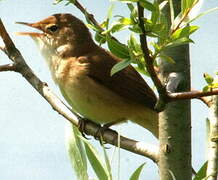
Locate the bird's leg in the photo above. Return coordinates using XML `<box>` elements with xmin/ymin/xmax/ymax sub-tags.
<box><xmin>94</xmin><ymin>122</ymin><xmax>118</xmax><ymax>145</ymax></box>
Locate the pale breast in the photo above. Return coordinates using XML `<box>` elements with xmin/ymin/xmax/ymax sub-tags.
<box><xmin>53</xmin><ymin>58</ymin><xmax>132</xmax><ymax>124</ymax></box>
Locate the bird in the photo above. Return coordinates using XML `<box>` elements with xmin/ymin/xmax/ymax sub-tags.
<box><xmin>17</xmin><ymin>13</ymin><xmax>159</xmax><ymax>138</ymax></box>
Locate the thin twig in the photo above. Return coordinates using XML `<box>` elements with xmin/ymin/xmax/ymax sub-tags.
<box><xmin>0</xmin><ymin>63</ymin><xmax>17</xmax><ymax>72</ymax></box>
<box><xmin>168</xmin><ymin>89</ymin><xmax>218</xmax><ymax>101</ymax></box>
<box><xmin>137</xmin><ymin>3</ymin><xmax>167</xmax><ymax>102</ymax></box>
<box><xmin>73</xmin><ymin>0</ymin><xmax>103</xmax><ymax>31</ymax></box>
<box><xmin>0</xmin><ymin>18</ymin><xmax>159</xmax><ymax>162</ymax></box>
<box><xmin>197</xmin><ymin>96</ymin><xmax>212</xmax><ymax>107</ymax></box>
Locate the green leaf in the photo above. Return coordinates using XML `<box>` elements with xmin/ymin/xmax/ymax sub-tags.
<box><xmin>119</xmin><ymin>17</ymin><xmax>133</xmax><ymax>25</ymax></box>
<box><xmin>66</xmin><ymin>125</ymin><xmax>88</xmax><ymax>180</ymax></box>
<box><xmin>194</xmin><ymin>161</ymin><xmax>208</xmax><ymax>180</ymax></box>
<box><xmin>130</xmin><ymin>6</ymin><xmax>138</xmax><ymax>24</ymax></box>
<box><xmin>128</xmin><ymin>34</ymin><xmax>141</xmax><ymax>52</ymax></box>
<box><xmin>171</xmin><ymin>26</ymin><xmax>199</xmax><ymax>40</ymax></box>
<box><xmin>107</xmin><ymin>36</ymin><xmax>130</xmax><ymax>59</ymax></box>
<box><xmin>166</xmin><ymin>37</ymin><xmax>194</xmax><ymax>48</ymax></box>
<box><xmin>204</xmin><ymin>73</ymin><xmax>214</xmax><ymax>85</ymax></box>
<box><xmin>188</xmin><ymin>7</ymin><xmax>218</xmax><ymax>25</ymax></box>
<box><xmin>69</xmin><ymin>0</ymin><xmax>76</xmax><ymax>3</ymax></box>
<box><xmin>109</xmin><ymin>22</ymin><xmax>128</xmax><ymax>33</ymax></box>
<box><xmin>129</xmin><ymin>163</ymin><xmax>146</xmax><ymax>180</ymax></box>
<box><xmin>86</xmin><ymin>23</ymin><xmax>101</xmax><ymax>32</ymax></box>
<box><xmin>169</xmin><ymin>0</ymin><xmax>174</xmax><ymax>24</ymax></box>
<box><xmin>129</xmin><ymin>24</ymin><xmax>142</xmax><ymax>33</ymax></box>
<box><xmin>53</xmin><ymin>0</ymin><xmax>63</xmax><ymax>4</ymax></box>
<box><xmin>111</xmin><ymin>59</ymin><xmax>131</xmax><ymax>76</ymax></box>
<box><xmin>159</xmin><ymin>0</ymin><xmax>168</xmax><ymax>10</ymax></box>
<box><xmin>82</xmin><ymin>138</ymin><xmax>110</xmax><ymax>180</ymax></box>
<box><xmin>127</xmin><ymin>3</ymin><xmax>135</xmax><ymax>12</ymax></box>
<box><xmin>203</xmin><ymin>85</ymin><xmax>210</xmax><ymax>92</ymax></box>
<box><xmin>101</xmin><ymin>144</ymin><xmax>112</xmax><ymax>179</ymax></box>
<box><xmin>150</xmin><ymin>1</ymin><xmax>160</xmax><ymax>25</ymax></box>
<box><xmin>104</xmin><ymin>4</ymin><xmax>115</xmax><ymax>29</ymax></box>
<box><xmin>181</xmin><ymin>0</ymin><xmax>198</xmax><ymax>14</ymax></box>
<box><xmin>139</xmin><ymin>0</ymin><xmax>156</xmax><ymax>11</ymax></box>
<box><xmin>95</xmin><ymin>32</ymin><xmax>106</xmax><ymax>44</ymax></box>
<box><xmin>107</xmin><ymin>4</ymin><xmax>114</xmax><ymax>20</ymax></box>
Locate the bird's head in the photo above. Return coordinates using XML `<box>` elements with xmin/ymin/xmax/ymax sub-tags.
<box><xmin>16</xmin><ymin>13</ymin><xmax>94</xmax><ymax>57</ymax></box>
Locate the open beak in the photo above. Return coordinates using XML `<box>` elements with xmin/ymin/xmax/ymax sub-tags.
<box><xmin>15</xmin><ymin>22</ymin><xmax>44</xmax><ymax>37</ymax></box>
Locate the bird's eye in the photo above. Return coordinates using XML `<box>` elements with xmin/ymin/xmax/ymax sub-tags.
<box><xmin>47</xmin><ymin>25</ymin><xmax>59</xmax><ymax>32</ymax></box>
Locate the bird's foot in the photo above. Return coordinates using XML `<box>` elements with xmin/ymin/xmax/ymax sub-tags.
<box><xmin>94</xmin><ymin>122</ymin><xmax>117</xmax><ymax>145</ymax></box>
<box><xmin>78</xmin><ymin>117</ymin><xmax>91</xmax><ymax>140</ymax></box>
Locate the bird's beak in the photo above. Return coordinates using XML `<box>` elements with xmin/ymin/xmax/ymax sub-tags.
<box><xmin>15</xmin><ymin>22</ymin><xmax>44</xmax><ymax>37</ymax></box>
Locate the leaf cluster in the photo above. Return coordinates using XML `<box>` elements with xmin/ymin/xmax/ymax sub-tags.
<box><xmin>203</xmin><ymin>72</ymin><xmax>218</xmax><ymax>92</ymax></box>
<box><xmin>66</xmin><ymin>125</ymin><xmax>145</xmax><ymax>180</ymax></box>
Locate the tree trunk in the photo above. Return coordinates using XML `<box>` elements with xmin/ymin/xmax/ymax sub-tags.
<box><xmin>158</xmin><ymin>46</ymin><xmax>192</xmax><ymax>180</ymax></box>
<box><xmin>157</xmin><ymin>1</ymin><xmax>192</xmax><ymax>179</ymax></box>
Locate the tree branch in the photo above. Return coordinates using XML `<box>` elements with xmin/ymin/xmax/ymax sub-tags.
<box><xmin>73</xmin><ymin>0</ymin><xmax>103</xmax><ymax>31</ymax></box>
<box><xmin>137</xmin><ymin>3</ymin><xmax>168</xmax><ymax>110</ymax></box>
<box><xmin>0</xmin><ymin>18</ymin><xmax>158</xmax><ymax>162</ymax></box>
<box><xmin>168</xmin><ymin>89</ymin><xmax>218</xmax><ymax>101</ymax></box>
<box><xmin>0</xmin><ymin>63</ymin><xmax>17</xmax><ymax>72</ymax></box>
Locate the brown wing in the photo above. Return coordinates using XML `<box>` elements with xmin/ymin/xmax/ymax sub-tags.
<box><xmin>80</xmin><ymin>47</ymin><xmax>157</xmax><ymax>110</ymax></box>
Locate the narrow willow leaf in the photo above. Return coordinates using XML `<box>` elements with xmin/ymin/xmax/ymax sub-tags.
<box><xmin>110</xmin><ymin>22</ymin><xmax>128</xmax><ymax>33</ymax></box>
<box><xmin>111</xmin><ymin>59</ymin><xmax>131</xmax><ymax>76</ymax></box>
<box><xmin>193</xmin><ymin>161</ymin><xmax>208</xmax><ymax>180</ymax></box>
<box><xmin>53</xmin><ymin>0</ymin><xmax>64</xmax><ymax>4</ymax></box>
<box><xmin>107</xmin><ymin>4</ymin><xmax>114</xmax><ymax>20</ymax></box>
<box><xmin>101</xmin><ymin>144</ymin><xmax>112</xmax><ymax>179</ymax></box>
<box><xmin>66</xmin><ymin>124</ymin><xmax>88</xmax><ymax>180</ymax></box>
<box><xmin>159</xmin><ymin>0</ymin><xmax>168</xmax><ymax>10</ymax></box>
<box><xmin>169</xmin><ymin>0</ymin><xmax>174</xmax><ymax>24</ymax></box>
<box><xmin>150</xmin><ymin>1</ymin><xmax>160</xmax><ymax>25</ymax></box>
<box><xmin>171</xmin><ymin>26</ymin><xmax>199</xmax><ymax>40</ymax></box>
<box><xmin>130</xmin><ymin>6</ymin><xmax>138</xmax><ymax>23</ymax></box>
<box><xmin>129</xmin><ymin>163</ymin><xmax>146</xmax><ymax>180</ymax></box>
<box><xmin>188</xmin><ymin>7</ymin><xmax>218</xmax><ymax>25</ymax></box>
<box><xmin>139</xmin><ymin>0</ymin><xmax>156</xmax><ymax>11</ymax></box>
<box><xmin>82</xmin><ymin>138</ymin><xmax>110</xmax><ymax>180</ymax></box>
<box><xmin>181</xmin><ymin>0</ymin><xmax>197</xmax><ymax>14</ymax></box>
<box><xmin>107</xmin><ymin>37</ymin><xmax>130</xmax><ymax>59</ymax></box>
<box><xmin>165</xmin><ymin>37</ymin><xmax>194</xmax><ymax>48</ymax></box>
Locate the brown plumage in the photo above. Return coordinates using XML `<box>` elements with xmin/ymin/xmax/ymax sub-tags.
<box><xmin>17</xmin><ymin>13</ymin><xmax>159</xmax><ymax>137</ymax></box>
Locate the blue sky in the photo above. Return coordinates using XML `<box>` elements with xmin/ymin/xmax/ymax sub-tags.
<box><xmin>0</xmin><ymin>0</ymin><xmax>218</xmax><ymax>179</ymax></box>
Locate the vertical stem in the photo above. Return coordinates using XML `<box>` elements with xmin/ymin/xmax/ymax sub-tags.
<box><xmin>159</xmin><ymin>46</ymin><xmax>192</xmax><ymax>180</ymax></box>
<box><xmin>157</xmin><ymin>1</ymin><xmax>192</xmax><ymax>179</ymax></box>
<box><xmin>207</xmin><ymin>95</ymin><xmax>218</xmax><ymax>180</ymax></box>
